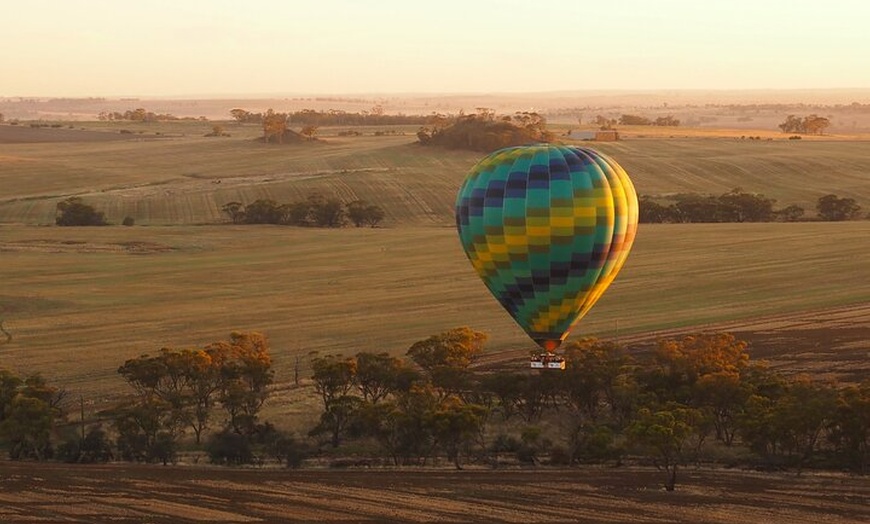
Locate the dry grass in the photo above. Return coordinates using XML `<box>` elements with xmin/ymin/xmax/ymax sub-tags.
<box><xmin>1</xmin><ymin>221</ymin><xmax>867</xmax><ymax>402</ymax></box>
<box><xmin>0</xmin><ymin>133</ymin><xmax>480</xmax><ymax>225</ymax></box>
<box><xmin>2</xmin><ymin>126</ymin><xmax>869</xmax><ymax>225</ymax></box>
<box><xmin>1</xmin><ymin>122</ymin><xmax>868</xmax><ymax>403</ymax></box>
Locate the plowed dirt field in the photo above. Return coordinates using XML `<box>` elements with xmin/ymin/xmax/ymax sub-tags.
<box><xmin>1</xmin><ymin>462</ymin><xmax>868</xmax><ymax>524</ymax></box>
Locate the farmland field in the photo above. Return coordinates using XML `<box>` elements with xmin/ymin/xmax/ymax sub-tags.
<box><xmin>1</xmin><ymin>221</ymin><xmax>868</xmax><ymax>404</ymax></box>
<box><xmin>2</xmin><ymin>123</ymin><xmax>870</xmax><ymax>226</ymax></box>
<box><xmin>0</xmin><ymin>461</ymin><xmax>868</xmax><ymax>524</ymax></box>
<box><xmin>1</xmin><ymin>122</ymin><xmax>869</xmax><ymax>402</ymax></box>
<box><xmin>1</xmin><ymin>120</ymin><xmax>869</xmax><ymax>523</ymax></box>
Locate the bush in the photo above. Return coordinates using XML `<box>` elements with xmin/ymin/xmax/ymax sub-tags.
<box><xmin>151</xmin><ymin>431</ymin><xmax>178</xmax><ymax>465</ymax></box>
<box><xmin>816</xmin><ymin>194</ymin><xmax>862</xmax><ymax>221</ymax></box>
<box><xmin>57</xmin><ymin>427</ymin><xmax>114</xmax><ymax>463</ymax></box>
<box><xmin>207</xmin><ymin>430</ymin><xmax>254</xmax><ymax>465</ymax></box>
<box><xmin>490</xmin><ymin>434</ymin><xmax>522</xmax><ymax>453</ymax></box>
<box><xmin>256</xmin><ymin>426</ymin><xmax>309</xmax><ymax>468</ymax></box>
<box><xmin>122</xmin><ymin>216</ymin><xmax>135</xmax><ymax>227</ymax></box>
<box><xmin>547</xmin><ymin>445</ymin><xmax>571</xmax><ymax>465</ymax></box>
<box><xmin>271</xmin><ymin>434</ymin><xmax>308</xmax><ymax>468</ymax></box>
<box><xmin>55</xmin><ymin>197</ymin><xmax>108</xmax><ymax>226</ymax></box>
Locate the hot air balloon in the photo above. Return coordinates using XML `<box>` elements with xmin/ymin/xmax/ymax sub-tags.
<box><xmin>455</xmin><ymin>144</ymin><xmax>638</xmax><ymax>369</ymax></box>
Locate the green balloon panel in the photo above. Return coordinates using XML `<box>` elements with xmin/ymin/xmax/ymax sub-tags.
<box><xmin>455</xmin><ymin>144</ymin><xmax>638</xmax><ymax>351</ymax></box>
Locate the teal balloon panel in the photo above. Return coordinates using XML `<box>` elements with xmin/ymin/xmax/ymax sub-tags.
<box><xmin>455</xmin><ymin>144</ymin><xmax>638</xmax><ymax>351</ymax></box>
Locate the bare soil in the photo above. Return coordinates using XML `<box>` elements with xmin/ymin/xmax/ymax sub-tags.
<box><xmin>1</xmin><ymin>461</ymin><xmax>868</xmax><ymax>524</ymax></box>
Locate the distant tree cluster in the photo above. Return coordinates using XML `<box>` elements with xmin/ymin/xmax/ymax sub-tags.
<box><xmin>417</xmin><ymin>109</ymin><xmax>553</xmax><ymax>151</ymax></box>
<box><xmin>618</xmin><ymin>114</ymin><xmax>681</xmax><ymax>126</ymax></box>
<box><xmin>816</xmin><ymin>194</ymin><xmax>863</xmax><ymax>221</ymax></box>
<box><xmin>222</xmin><ymin>194</ymin><xmax>385</xmax><ymax>228</ymax></box>
<box><xmin>778</xmin><ymin>114</ymin><xmax>831</xmax><ymax>135</ymax></box>
<box><xmin>240</xmin><ymin>109</ymin><xmax>318</xmax><ymax>144</ymax></box>
<box><xmin>97</xmin><ymin>108</ymin><xmax>189</xmax><ymax>122</ymax></box>
<box><xmin>639</xmin><ymin>189</ymin><xmax>780</xmax><ymax>223</ymax></box>
<box><xmin>229</xmin><ymin>107</ymin><xmax>430</xmax><ymax>127</ymax></box>
<box><xmin>640</xmin><ymin>191</ymin><xmax>864</xmax><ymax>223</ymax></box>
<box><xmin>204</xmin><ymin>125</ymin><xmax>230</xmax><ymax>137</ymax></box>
<box><xmin>55</xmin><ymin>197</ymin><xmax>108</xmax><ymax>226</ymax></box>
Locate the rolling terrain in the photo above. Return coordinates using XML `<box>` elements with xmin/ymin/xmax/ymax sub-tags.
<box><xmin>0</xmin><ymin>121</ymin><xmax>868</xmax><ymax>398</ymax></box>
<box><xmin>1</xmin><ymin>116</ymin><xmax>869</xmax><ymax>524</ymax></box>
<box><xmin>2</xmin><ymin>123</ymin><xmax>870</xmax><ymax>226</ymax></box>
<box><xmin>1</xmin><ymin>221</ymin><xmax>868</xmax><ymax>403</ymax></box>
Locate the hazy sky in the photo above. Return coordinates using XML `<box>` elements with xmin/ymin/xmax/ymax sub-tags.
<box><xmin>3</xmin><ymin>0</ymin><xmax>869</xmax><ymax>97</ymax></box>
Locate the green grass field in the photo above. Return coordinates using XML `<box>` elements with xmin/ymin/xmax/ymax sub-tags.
<box><xmin>2</xmin><ymin>221</ymin><xmax>867</xmax><ymax>401</ymax></box>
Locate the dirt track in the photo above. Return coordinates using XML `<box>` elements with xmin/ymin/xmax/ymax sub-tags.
<box><xmin>1</xmin><ymin>461</ymin><xmax>868</xmax><ymax>524</ymax></box>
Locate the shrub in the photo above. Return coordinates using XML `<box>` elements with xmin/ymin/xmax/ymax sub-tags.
<box><xmin>817</xmin><ymin>194</ymin><xmax>862</xmax><ymax>221</ymax></box>
<box><xmin>58</xmin><ymin>426</ymin><xmax>115</xmax><ymax>463</ymax></box>
<box><xmin>207</xmin><ymin>430</ymin><xmax>254</xmax><ymax>465</ymax></box>
<box><xmin>55</xmin><ymin>198</ymin><xmax>108</xmax><ymax>226</ymax></box>
<box><xmin>122</xmin><ymin>216</ymin><xmax>135</xmax><ymax>227</ymax></box>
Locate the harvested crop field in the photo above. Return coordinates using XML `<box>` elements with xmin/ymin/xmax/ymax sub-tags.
<box><xmin>0</xmin><ymin>124</ymin><xmax>146</xmax><ymax>144</ymax></box>
<box><xmin>474</xmin><ymin>303</ymin><xmax>870</xmax><ymax>384</ymax></box>
<box><xmin>0</xmin><ymin>461</ymin><xmax>868</xmax><ymax>523</ymax></box>
<box><xmin>615</xmin><ymin>303</ymin><xmax>870</xmax><ymax>383</ymax></box>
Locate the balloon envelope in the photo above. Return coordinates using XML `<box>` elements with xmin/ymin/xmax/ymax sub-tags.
<box><xmin>455</xmin><ymin>144</ymin><xmax>638</xmax><ymax>351</ymax></box>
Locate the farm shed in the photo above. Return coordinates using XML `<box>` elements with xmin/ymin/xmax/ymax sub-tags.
<box><xmin>595</xmin><ymin>130</ymin><xmax>620</xmax><ymax>141</ymax></box>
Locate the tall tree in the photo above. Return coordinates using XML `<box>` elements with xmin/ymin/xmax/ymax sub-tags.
<box><xmin>406</xmin><ymin>327</ymin><xmax>487</xmax><ymax>372</ymax></box>
<box><xmin>430</xmin><ymin>396</ymin><xmax>487</xmax><ymax>469</ymax></box>
<box><xmin>311</xmin><ymin>355</ymin><xmax>357</xmax><ymax>409</ymax></box>
<box><xmin>830</xmin><ymin>381</ymin><xmax>870</xmax><ymax>474</ymax></box>
<box><xmin>262</xmin><ymin>109</ymin><xmax>288</xmax><ymax>143</ymax></box>
<box><xmin>355</xmin><ymin>352</ymin><xmax>417</xmax><ymax>404</ymax></box>
<box><xmin>628</xmin><ymin>405</ymin><xmax>703</xmax><ymax>491</ymax></box>
<box><xmin>209</xmin><ymin>332</ymin><xmax>274</xmax><ymax>434</ymax></box>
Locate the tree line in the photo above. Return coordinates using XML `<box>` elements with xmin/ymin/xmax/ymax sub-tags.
<box><xmin>221</xmin><ymin>194</ymin><xmax>385</xmax><ymax>228</ymax></box>
<box><xmin>305</xmin><ymin>329</ymin><xmax>870</xmax><ymax>489</ymax></box>
<box><xmin>640</xmin><ymin>190</ymin><xmax>864</xmax><ymax>223</ymax></box>
<box><xmin>51</xmin><ymin>195</ymin><xmax>386</xmax><ymax>228</ymax></box>
<box><xmin>2</xmin><ymin>327</ymin><xmax>867</xmax><ymax>492</ymax></box>
<box><xmin>778</xmin><ymin>114</ymin><xmax>831</xmax><ymax>135</ymax></box>
<box><xmin>96</xmin><ymin>108</ymin><xmax>200</xmax><ymax>122</ymax></box>
<box><xmin>616</xmin><ymin>114</ymin><xmax>680</xmax><ymax>126</ymax></box>
<box><xmin>230</xmin><ymin>107</ymin><xmax>430</xmax><ymax>127</ymax></box>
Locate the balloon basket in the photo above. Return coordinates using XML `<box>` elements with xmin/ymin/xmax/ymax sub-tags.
<box><xmin>530</xmin><ymin>353</ymin><xmax>566</xmax><ymax>370</ymax></box>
